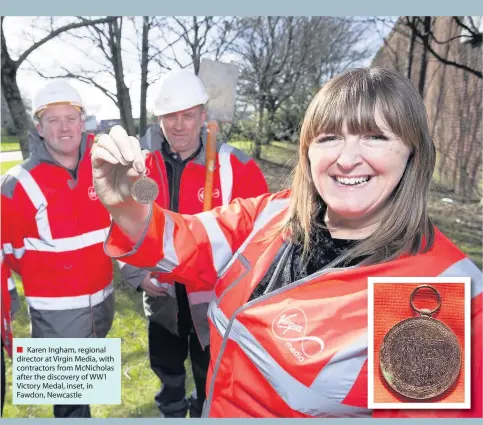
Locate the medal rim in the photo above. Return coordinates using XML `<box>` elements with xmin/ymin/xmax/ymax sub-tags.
<box><xmin>131</xmin><ymin>176</ymin><xmax>159</xmax><ymax>204</ymax></box>
<box><xmin>379</xmin><ymin>316</ymin><xmax>462</xmax><ymax>400</ymax></box>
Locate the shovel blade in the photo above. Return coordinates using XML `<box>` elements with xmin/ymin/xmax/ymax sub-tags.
<box><xmin>198</xmin><ymin>59</ymin><xmax>239</xmax><ymax>123</ymax></box>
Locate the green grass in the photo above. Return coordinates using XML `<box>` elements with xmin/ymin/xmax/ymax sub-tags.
<box><xmin>1</xmin><ymin>160</ymin><xmax>22</xmax><ymax>175</ymax></box>
<box><xmin>1</xmin><ymin>135</ymin><xmax>21</xmax><ymax>152</ymax></box>
<box><xmin>3</xmin><ymin>265</ymin><xmax>195</xmax><ymax>418</ymax></box>
<box><xmin>229</xmin><ymin>140</ymin><xmax>298</xmax><ymax>168</ymax></box>
<box><xmin>431</xmin><ymin>210</ymin><xmax>482</xmax><ymax>270</ymax></box>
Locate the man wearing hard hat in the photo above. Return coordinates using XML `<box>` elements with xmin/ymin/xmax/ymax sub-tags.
<box><xmin>0</xmin><ymin>80</ymin><xmax>114</xmax><ymax>418</ymax></box>
<box><xmin>119</xmin><ymin>68</ymin><xmax>268</xmax><ymax>418</ymax></box>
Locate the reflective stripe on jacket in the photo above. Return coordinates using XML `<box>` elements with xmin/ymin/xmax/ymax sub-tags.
<box><xmin>1</xmin><ymin>132</ymin><xmax>114</xmax><ymax>338</ymax></box>
<box><xmin>106</xmin><ymin>190</ymin><xmax>482</xmax><ymax>417</ymax></box>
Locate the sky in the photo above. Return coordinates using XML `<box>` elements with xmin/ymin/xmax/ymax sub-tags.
<box><xmin>3</xmin><ymin>16</ymin><xmax>393</xmax><ymax>121</ymax></box>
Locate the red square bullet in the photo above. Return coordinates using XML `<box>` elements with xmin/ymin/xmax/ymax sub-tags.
<box><xmin>17</xmin><ymin>346</ymin><xmax>23</xmax><ymax>353</ymax></box>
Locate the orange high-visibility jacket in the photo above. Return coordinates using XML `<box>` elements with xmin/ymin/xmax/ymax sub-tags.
<box><xmin>106</xmin><ymin>190</ymin><xmax>482</xmax><ymax>418</ymax></box>
<box><xmin>1</xmin><ymin>132</ymin><xmax>114</xmax><ymax>338</ymax></box>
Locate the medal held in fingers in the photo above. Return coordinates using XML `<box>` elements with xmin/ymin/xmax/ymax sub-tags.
<box><xmin>131</xmin><ymin>170</ymin><xmax>159</xmax><ymax>204</ymax></box>
<box><xmin>379</xmin><ymin>285</ymin><xmax>461</xmax><ymax>400</ymax></box>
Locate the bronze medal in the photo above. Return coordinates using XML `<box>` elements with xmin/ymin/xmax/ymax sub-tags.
<box><xmin>379</xmin><ymin>285</ymin><xmax>461</xmax><ymax>400</ymax></box>
<box><xmin>131</xmin><ymin>172</ymin><xmax>159</xmax><ymax>204</ymax></box>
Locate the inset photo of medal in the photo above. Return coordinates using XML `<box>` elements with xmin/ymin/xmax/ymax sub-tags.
<box><xmin>367</xmin><ymin>277</ymin><xmax>471</xmax><ymax>409</ymax></box>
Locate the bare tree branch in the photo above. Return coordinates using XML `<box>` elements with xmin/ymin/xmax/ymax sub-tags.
<box><xmin>454</xmin><ymin>16</ymin><xmax>480</xmax><ymax>37</ymax></box>
<box><xmin>403</xmin><ymin>16</ymin><xmax>483</xmax><ymax>78</ymax></box>
<box><xmin>15</xmin><ymin>17</ymin><xmax>115</xmax><ymax>67</ymax></box>
<box><xmin>35</xmin><ymin>66</ymin><xmax>118</xmax><ymax>105</ymax></box>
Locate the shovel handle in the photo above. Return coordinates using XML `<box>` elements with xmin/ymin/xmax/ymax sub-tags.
<box><xmin>203</xmin><ymin>121</ymin><xmax>218</xmax><ymax>211</ymax></box>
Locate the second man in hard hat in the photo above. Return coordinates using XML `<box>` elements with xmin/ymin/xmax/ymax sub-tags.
<box><xmin>119</xmin><ymin>68</ymin><xmax>269</xmax><ymax>418</ymax></box>
<box><xmin>0</xmin><ymin>80</ymin><xmax>114</xmax><ymax>418</ymax></box>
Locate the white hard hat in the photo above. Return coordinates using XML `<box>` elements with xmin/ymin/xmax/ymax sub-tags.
<box><xmin>153</xmin><ymin>69</ymin><xmax>209</xmax><ymax>116</ymax></box>
<box><xmin>32</xmin><ymin>80</ymin><xmax>85</xmax><ymax>120</ymax></box>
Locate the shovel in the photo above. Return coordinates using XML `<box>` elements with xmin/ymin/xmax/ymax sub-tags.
<box><xmin>198</xmin><ymin>58</ymin><xmax>239</xmax><ymax>211</ymax></box>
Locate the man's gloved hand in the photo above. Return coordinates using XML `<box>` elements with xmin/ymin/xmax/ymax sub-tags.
<box><xmin>91</xmin><ymin>125</ymin><xmax>147</xmax><ymax>208</ymax></box>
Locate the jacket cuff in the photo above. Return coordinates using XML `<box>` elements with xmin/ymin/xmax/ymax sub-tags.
<box><xmin>117</xmin><ymin>261</ymin><xmax>148</xmax><ymax>291</ymax></box>
<box><xmin>104</xmin><ymin>203</ymin><xmax>166</xmax><ymax>269</ymax></box>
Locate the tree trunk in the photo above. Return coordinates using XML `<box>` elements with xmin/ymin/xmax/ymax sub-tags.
<box><xmin>118</xmin><ymin>87</ymin><xmax>135</xmax><ymax>136</ymax></box>
<box><xmin>407</xmin><ymin>17</ymin><xmax>417</xmax><ymax>80</ymax></box>
<box><xmin>468</xmin><ymin>155</ymin><xmax>482</xmax><ymax>201</ymax></box>
<box><xmin>254</xmin><ymin>101</ymin><xmax>264</xmax><ymax>160</ymax></box>
<box><xmin>139</xmin><ymin>16</ymin><xmax>149</xmax><ymax>138</ymax></box>
<box><xmin>109</xmin><ymin>19</ymin><xmax>136</xmax><ymax>136</ymax></box>
<box><xmin>418</xmin><ymin>17</ymin><xmax>431</xmax><ymax>97</ymax></box>
<box><xmin>1</xmin><ymin>21</ymin><xmax>31</xmax><ymax>158</ymax></box>
<box><xmin>192</xmin><ymin>17</ymin><xmax>201</xmax><ymax>75</ymax></box>
<box><xmin>265</xmin><ymin>108</ymin><xmax>276</xmax><ymax>145</ymax></box>
<box><xmin>457</xmin><ymin>71</ymin><xmax>478</xmax><ymax>201</ymax></box>
<box><xmin>1</xmin><ymin>68</ymin><xmax>31</xmax><ymax>159</ymax></box>
<box><xmin>193</xmin><ymin>54</ymin><xmax>201</xmax><ymax>75</ymax></box>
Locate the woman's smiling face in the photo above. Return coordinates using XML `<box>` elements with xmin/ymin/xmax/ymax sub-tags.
<box><xmin>308</xmin><ymin>107</ymin><xmax>411</xmax><ymax>225</ymax></box>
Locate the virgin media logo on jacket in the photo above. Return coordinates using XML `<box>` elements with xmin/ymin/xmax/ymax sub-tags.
<box><xmin>198</xmin><ymin>188</ymin><xmax>220</xmax><ymax>202</ymax></box>
<box><xmin>88</xmin><ymin>186</ymin><xmax>98</xmax><ymax>201</ymax></box>
<box><xmin>272</xmin><ymin>307</ymin><xmax>325</xmax><ymax>363</ymax></box>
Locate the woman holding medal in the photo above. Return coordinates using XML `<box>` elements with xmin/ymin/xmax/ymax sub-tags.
<box><xmin>92</xmin><ymin>67</ymin><xmax>482</xmax><ymax>418</ymax></box>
